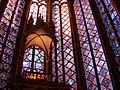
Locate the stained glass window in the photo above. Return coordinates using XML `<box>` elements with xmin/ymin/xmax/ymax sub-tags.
<box><xmin>52</xmin><ymin>0</ymin><xmax>77</xmax><ymax>89</ymax></box>
<box><xmin>0</xmin><ymin>0</ymin><xmax>25</xmax><ymax>88</ymax></box>
<box><xmin>74</xmin><ymin>0</ymin><xmax>113</xmax><ymax>89</ymax></box>
<box><xmin>28</xmin><ymin>0</ymin><xmax>47</xmax><ymax>24</ymax></box>
<box><xmin>52</xmin><ymin>2</ymin><xmax>63</xmax><ymax>82</ymax></box>
<box><xmin>52</xmin><ymin>47</ymin><xmax>56</xmax><ymax>81</ymax></box>
<box><xmin>52</xmin><ymin>1</ymin><xmax>61</xmax><ymax>82</ymax></box>
<box><xmin>0</xmin><ymin>0</ymin><xmax>119</xmax><ymax>89</ymax></box>
<box><xmin>95</xmin><ymin>0</ymin><xmax>120</xmax><ymax>71</ymax></box>
<box><xmin>103</xmin><ymin>0</ymin><xmax>120</xmax><ymax>37</ymax></box>
<box><xmin>22</xmin><ymin>46</ymin><xmax>45</xmax><ymax>73</ymax></box>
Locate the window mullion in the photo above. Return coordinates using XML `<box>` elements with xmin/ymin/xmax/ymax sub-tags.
<box><xmin>100</xmin><ymin>0</ymin><xmax>120</xmax><ymax>44</ymax></box>
<box><xmin>79</xmin><ymin>0</ymin><xmax>101</xmax><ymax>89</ymax></box>
<box><xmin>31</xmin><ymin>46</ymin><xmax>35</xmax><ymax>72</ymax></box>
<box><xmin>0</xmin><ymin>0</ymin><xmax>19</xmax><ymax>61</ymax></box>
<box><xmin>59</xmin><ymin>4</ymin><xmax>65</xmax><ymax>83</ymax></box>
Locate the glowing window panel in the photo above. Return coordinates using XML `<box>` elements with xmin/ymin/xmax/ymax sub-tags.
<box><xmin>52</xmin><ymin>4</ymin><xmax>63</xmax><ymax>82</ymax></box>
<box><xmin>28</xmin><ymin>3</ymin><xmax>38</xmax><ymax>25</ymax></box>
<box><xmin>22</xmin><ymin>46</ymin><xmax>45</xmax><ymax>73</ymax></box>
<box><xmin>23</xmin><ymin>47</ymin><xmax>32</xmax><ymax>72</ymax></box>
<box><xmin>95</xmin><ymin>0</ymin><xmax>120</xmax><ymax>72</ymax></box>
<box><xmin>74</xmin><ymin>0</ymin><xmax>98</xmax><ymax>89</ymax></box>
<box><xmin>39</xmin><ymin>5</ymin><xmax>46</xmax><ymax>21</ymax></box>
<box><xmin>81</xmin><ymin>0</ymin><xmax>113</xmax><ymax>89</ymax></box>
<box><xmin>33</xmin><ymin>47</ymin><xmax>44</xmax><ymax>73</ymax></box>
<box><xmin>0</xmin><ymin>0</ymin><xmax>17</xmax><ymax>52</ymax></box>
<box><xmin>74</xmin><ymin>0</ymin><xmax>113</xmax><ymax>89</ymax></box>
<box><xmin>103</xmin><ymin>0</ymin><xmax>120</xmax><ymax>37</ymax></box>
<box><xmin>32</xmin><ymin>0</ymin><xmax>37</xmax><ymax>2</ymax></box>
<box><xmin>61</xmin><ymin>3</ymin><xmax>77</xmax><ymax>90</ymax></box>
<box><xmin>28</xmin><ymin>0</ymin><xmax>47</xmax><ymax>24</ymax></box>
<box><xmin>0</xmin><ymin>0</ymin><xmax>25</xmax><ymax>88</ymax></box>
<box><xmin>52</xmin><ymin>47</ymin><xmax>56</xmax><ymax>81</ymax></box>
<box><xmin>2</xmin><ymin>0</ymin><xmax>25</xmax><ymax>65</ymax></box>
<box><xmin>61</xmin><ymin>0</ymin><xmax>67</xmax><ymax>3</ymax></box>
<box><xmin>52</xmin><ymin>1</ymin><xmax>77</xmax><ymax>89</ymax></box>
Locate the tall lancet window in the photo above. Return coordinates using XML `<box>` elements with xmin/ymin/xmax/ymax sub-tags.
<box><xmin>95</xmin><ymin>0</ymin><xmax>120</xmax><ymax>71</ymax></box>
<box><xmin>0</xmin><ymin>0</ymin><xmax>25</xmax><ymax>88</ymax></box>
<box><xmin>52</xmin><ymin>0</ymin><xmax>77</xmax><ymax>89</ymax></box>
<box><xmin>28</xmin><ymin>0</ymin><xmax>47</xmax><ymax>24</ymax></box>
<box><xmin>52</xmin><ymin>1</ymin><xmax>61</xmax><ymax>82</ymax></box>
<box><xmin>74</xmin><ymin>0</ymin><xmax>113</xmax><ymax>89</ymax></box>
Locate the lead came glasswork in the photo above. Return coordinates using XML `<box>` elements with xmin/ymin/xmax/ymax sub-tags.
<box><xmin>39</xmin><ymin>4</ymin><xmax>46</xmax><ymax>21</ymax></box>
<box><xmin>28</xmin><ymin>0</ymin><xmax>47</xmax><ymax>24</ymax></box>
<box><xmin>73</xmin><ymin>0</ymin><xmax>98</xmax><ymax>89</ymax></box>
<box><xmin>74</xmin><ymin>0</ymin><xmax>113</xmax><ymax>89</ymax></box>
<box><xmin>22</xmin><ymin>46</ymin><xmax>45</xmax><ymax>73</ymax></box>
<box><xmin>0</xmin><ymin>0</ymin><xmax>119</xmax><ymax>89</ymax></box>
<box><xmin>52</xmin><ymin>0</ymin><xmax>77</xmax><ymax>89</ymax></box>
<box><xmin>52</xmin><ymin>3</ymin><xmax>63</xmax><ymax>82</ymax></box>
<box><xmin>61</xmin><ymin>3</ymin><xmax>77</xmax><ymax>90</ymax></box>
<box><xmin>23</xmin><ymin>47</ymin><xmax>32</xmax><ymax>72</ymax></box>
<box><xmin>103</xmin><ymin>0</ymin><xmax>120</xmax><ymax>37</ymax></box>
<box><xmin>0</xmin><ymin>0</ymin><xmax>25</xmax><ymax>88</ymax></box>
<box><xmin>95</xmin><ymin>0</ymin><xmax>120</xmax><ymax>72</ymax></box>
<box><xmin>52</xmin><ymin>47</ymin><xmax>56</xmax><ymax>81</ymax></box>
<box><xmin>29</xmin><ymin>3</ymin><xmax>38</xmax><ymax>25</ymax></box>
